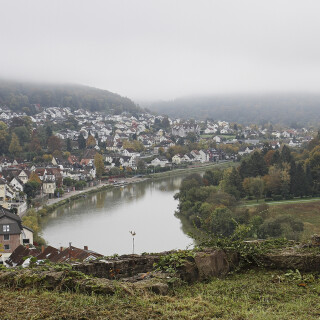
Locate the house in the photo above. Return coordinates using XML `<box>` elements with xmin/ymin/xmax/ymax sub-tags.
<box><xmin>42</xmin><ymin>176</ymin><xmax>56</xmax><ymax>198</ymax></box>
<box><xmin>150</xmin><ymin>157</ymin><xmax>169</xmax><ymax>167</ymax></box>
<box><xmin>6</xmin><ymin>244</ymin><xmax>102</xmax><ymax>267</ymax></box>
<box><xmin>171</xmin><ymin>124</ymin><xmax>200</xmax><ymax>137</ymax></box>
<box><xmin>213</xmin><ymin>136</ymin><xmax>221</xmax><ymax>143</ymax></box>
<box><xmin>0</xmin><ymin>206</ymin><xmax>33</xmax><ymax>264</ymax></box>
<box><xmin>172</xmin><ymin>154</ymin><xmax>183</xmax><ymax>165</ymax></box>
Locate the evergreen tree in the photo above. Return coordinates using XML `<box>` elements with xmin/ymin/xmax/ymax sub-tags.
<box><xmin>248</xmin><ymin>151</ymin><xmax>268</xmax><ymax>177</ymax></box>
<box><xmin>295</xmin><ymin>163</ymin><xmax>307</xmax><ymax>197</ymax></box>
<box><xmin>78</xmin><ymin>133</ymin><xmax>86</xmax><ymax>150</ymax></box>
<box><xmin>305</xmin><ymin>164</ymin><xmax>313</xmax><ymax>195</ymax></box>
<box><xmin>289</xmin><ymin>161</ymin><xmax>297</xmax><ymax>195</ymax></box>
<box><xmin>270</xmin><ymin>150</ymin><xmax>281</xmax><ymax>166</ymax></box>
<box><xmin>281</xmin><ymin>145</ymin><xmax>292</xmax><ymax>164</ymax></box>
<box><xmin>66</xmin><ymin>138</ymin><xmax>72</xmax><ymax>152</ymax></box>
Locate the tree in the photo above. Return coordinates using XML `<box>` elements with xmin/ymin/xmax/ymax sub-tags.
<box><xmin>29</xmin><ymin>131</ymin><xmax>42</xmax><ymax>153</ymax></box>
<box><xmin>66</xmin><ymin>138</ymin><xmax>72</xmax><ymax>152</ymax></box>
<box><xmin>24</xmin><ymin>181</ymin><xmax>41</xmax><ymax>199</ymax></box>
<box><xmin>13</xmin><ymin>126</ymin><xmax>30</xmax><ymax>145</ymax></box>
<box><xmin>47</xmin><ymin>135</ymin><xmax>62</xmax><ymax>153</ymax></box>
<box><xmin>243</xmin><ymin>176</ymin><xmax>264</xmax><ymax>201</ymax></box>
<box><xmin>94</xmin><ymin>153</ymin><xmax>105</xmax><ymax>178</ymax></box>
<box><xmin>281</xmin><ymin>145</ymin><xmax>293</xmax><ymax>164</ymax></box>
<box><xmin>248</xmin><ymin>151</ymin><xmax>268</xmax><ymax>177</ymax></box>
<box><xmin>29</xmin><ymin>172</ymin><xmax>41</xmax><ymax>184</ymax></box>
<box><xmin>220</xmin><ymin>167</ymin><xmax>244</xmax><ymax>200</ymax></box>
<box><xmin>210</xmin><ymin>207</ymin><xmax>236</xmax><ymax>237</ymax></box>
<box><xmin>0</xmin><ymin>121</ymin><xmax>9</xmax><ymax>155</ymax></box>
<box><xmin>203</xmin><ymin>169</ymin><xmax>223</xmax><ymax>186</ymax></box>
<box><xmin>137</xmin><ymin>159</ymin><xmax>146</xmax><ymax>171</ymax></box>
<box><xmin>46</xmin><ymin>126</ymin><xmax>53</xmax><ymax>139</ymax></box>
<box><xmin>78</xmin><ymin>133</ymin><xmax>86</xmax><ymax>150</ymax></box>
<box><xmin>185</xmin><ymin>132</ymin><xmax>197</xmax><ymax>143</ymax></box>
<box><xmin>86</xmin><ymin>135</ymin><xmax>96</xmax><ymax>148</ymax></box>
<box><xmin>9</xmin><ymin>133</ymin><xmax>22</xmax><ymax>156</ymax></box>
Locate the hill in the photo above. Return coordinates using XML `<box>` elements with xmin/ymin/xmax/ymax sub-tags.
<box><xmin>147</xmin><ymin>93</ymin><xmax>320</xmax><ymax>126</ymax></box>
<box><xmin>0</xmin><ymin>79</ymin><xmax>141</xmax><ymax>115</ymax></box>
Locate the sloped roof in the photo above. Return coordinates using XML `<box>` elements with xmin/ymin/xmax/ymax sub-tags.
<box><xmin>5</xmin><ymin>245</ymin><xmax>41</xmax><ymax>267</ymax></box>
<box><xmin>50</xmin><ymin>246</ymin><xmax>103</xmax><ymax>263</ymax></box>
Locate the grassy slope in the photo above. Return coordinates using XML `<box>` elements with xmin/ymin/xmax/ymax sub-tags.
<box><xmin>1</xmin><ymin>269</ymin><xmax>320</xmax><ymax>319</ymax></box>
<box><xmin>243</xmin><ymin>199</ymin><xmax>320</xmax><ymax>240</ymax></box>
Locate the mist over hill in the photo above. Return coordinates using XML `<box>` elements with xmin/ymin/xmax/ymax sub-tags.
<box><xmin>147</xmin><ymin>93</ymin><xmax>320</xmax><ymax>126</ymax></box>
<box><xmin>0</xmin><ymin>79</ymin><xmax>141</xmax><ymax>115</ymax></box>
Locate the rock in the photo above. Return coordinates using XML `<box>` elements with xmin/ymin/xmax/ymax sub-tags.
<box><xmin>133</xmin><ymin>280</ymin><xmax>169</xmax><ymax>295</ymax></box>
<box><xmin>194</xmin><ymin>250</ymin><xmax>230</xmax><ymax>280</ymax></box>
<box><xmin>79</xmin><ymin>278</ymin><xmax>116</xmax><ymax>295</ymax></box>
<box><xmin>150</xmin><ymin>282</ymin><xmax>169</xmax><ymax>295</ymax></box>
<box><xmin>177</xmin><ymin>260</ymin><xmax>199</xmax><ymax>283</ymax></box>
<box><xmin>41</xmin><ymin>271</ymin><xmax>64</xmax><ymax>289</ymax></box>
<box><xmin>311</xmin><ymin>234</ymin><xmax>320</xmax><ymax>246</ymax></box>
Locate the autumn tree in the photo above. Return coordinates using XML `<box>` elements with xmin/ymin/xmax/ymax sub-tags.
<box><xmin>47</xmin><ymin>135</ymin><xmax>62</xmax><ymax>153</ymax></box>
<box><xmin>30</xmin><ymin>131</ymin><xmax>42</xmax><ymax>153</ymax></box>
<box><xmin>9</xmin><ymin>133</ymin><xmax>22</xmax><ymax>156</ymax></box>
<box><xmin>94</xmin><ymin>153</ymin><xmax>105</xmax><ymax>178</ymax></box>
<box><xmin>29</xmin><ymin>172</ymin><xmax>41</xmax><ymax>184</ymax></box>
<box><xmin>86</xmin><ymin>135</ymin><xmax>96</xmax><ymax>148</ymax></box>
<box><xmin>0</xmin><ymin>121</ymin><xmax>9</xmax><ymax>155</ymax></box>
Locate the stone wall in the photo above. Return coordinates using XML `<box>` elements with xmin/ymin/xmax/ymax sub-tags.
<box><xmin>73</xmin><ymin>253</ymin><xmax>162</xmax><ymax>279</ymax></box>
<box><xmin>72</xmin><ymin>249</ymin><xmax>237</xmax><ymax>283</ymax></box>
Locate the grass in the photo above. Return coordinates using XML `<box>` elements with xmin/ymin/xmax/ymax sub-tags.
<box><xmin>242</xmin><ymin>198</ymin><xmax>320</xmax><ymax>240</ymax></box>
<box><xmin>266</xmin><ymin>201</ymin><xmax>320</xmax><ymax>239</ymax></box>
<box><xmin>243</xmin><ymin>197</ymin><xmax>320</xmax><ymax>207</ymax></box>
<box><xmin>1</xmin><ymin>269</ymin><xmax>320</xmax><ymax>319</ymax></box>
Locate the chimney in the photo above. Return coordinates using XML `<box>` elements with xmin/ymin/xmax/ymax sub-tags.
<box><xmin>41</xmin><ymin>245</ymin><xmax>45</xmax><ymax>253</ymax></box>
<box><xmin>84</xmin><ymin>246</ymin><xmax>88</xmax><ymax>251</ymax></box>
<box><xmin>60</xmin><ymin>246</ymin><xmax>63</xmax><ymax>252</ymax></box>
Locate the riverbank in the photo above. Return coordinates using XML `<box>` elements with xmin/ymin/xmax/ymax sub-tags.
<box><xmin>26</xmin><ymin>161</ymin><xmax>233</xmax><ymax>217</ymax></box>
<box><xmin>148</xmin><ymin>160</ymin><xmax>235</xmax><ymax>179</ymax></box>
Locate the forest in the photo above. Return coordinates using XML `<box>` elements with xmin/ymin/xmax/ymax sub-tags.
<box><xmin>0</xmin><ymin>79</ymin><xmax>141</xmax><ymax>115</ymax></box>
<box><xmin>148</xmin><ymin>93</ymin><xmax>320</xmax><ymax>126</ymax></box>
<box><xmin>175</xmin><ymin>133</ymin><xmax>320</xmax><ymax>241</ymax></box>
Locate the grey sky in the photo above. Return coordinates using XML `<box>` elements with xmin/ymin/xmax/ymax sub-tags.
<box><xmin>1</xmin><ymin>0</ymin><xmax>320</xmax><ymax>100</ymax></box>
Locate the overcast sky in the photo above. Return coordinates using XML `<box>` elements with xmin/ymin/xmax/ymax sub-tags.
<box><xmin>1</xmin><ymin>0</ymin><xmax>320</xmax><ymax>100</ymax></box>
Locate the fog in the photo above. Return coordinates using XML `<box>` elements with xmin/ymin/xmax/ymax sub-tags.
<box><xmin>1</xmin><ymin>0</ymin><xmax>320</xmax><ymax>100</ymax></box>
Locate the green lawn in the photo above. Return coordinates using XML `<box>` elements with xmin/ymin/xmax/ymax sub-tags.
<box><xmin>1</xmin><ymin>269</ymin><xmax>320</xmax><ymax>319</ymax></box>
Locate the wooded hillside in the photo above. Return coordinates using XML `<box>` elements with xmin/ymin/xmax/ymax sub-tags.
<box><xmin>148</xmin><ymin>93</ymin><xmax>320</xmax><ymax>126</ymax></box>
<box><xmin>0</xmin><ymin>79</ymin><xmax>141</xmax><ymax>115</ymax></box>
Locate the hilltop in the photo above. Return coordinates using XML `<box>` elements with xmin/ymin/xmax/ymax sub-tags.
<box><xmin>0</xmin><ymin>79</ymin><xmax>141</xmax><ymax>115</ymax></box>
<box><xmin>147</xmin><ymin>93</ymin><xmax>320</xmax><ymax>126</ymax></box>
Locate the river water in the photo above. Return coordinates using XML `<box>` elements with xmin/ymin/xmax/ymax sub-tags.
<box><xmin>42</xmin><ymin>174</ymin><xmax>196</xmax><ymax>255</ymax></box>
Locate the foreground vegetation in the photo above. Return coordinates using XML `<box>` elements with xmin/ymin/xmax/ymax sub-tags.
<box><xmin>1</xmin><ymin>268</ymin><xmax>320</xmax><ymax>320</ymax></box>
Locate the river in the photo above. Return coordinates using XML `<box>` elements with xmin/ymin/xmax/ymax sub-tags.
<box><xmin>42</xmin><ymin>174</ymin><xmax>196</xmax><ymax>255</ymax></box>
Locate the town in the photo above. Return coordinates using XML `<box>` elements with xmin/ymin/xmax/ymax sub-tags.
<box><xmin>0</xmin><ymin>104</ymin><xmax>316</xmax><ymax>263</ymax></box>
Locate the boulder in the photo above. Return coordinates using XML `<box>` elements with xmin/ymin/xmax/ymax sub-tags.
<box><xmin>194</xmin><ymin>250</ymin><xmax>230</xmax><ymax>280</ymax></box>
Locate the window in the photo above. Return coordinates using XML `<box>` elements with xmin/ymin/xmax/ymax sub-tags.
<box><xmin>4</xmin><ymin>244</ymin><xmax>9</xmax><ymax>250</ymax></box>
<box><xmin>3</xmin><ymin>234</ymin><xmax>9</xmax><ymax>240</ymax></box>
<box><xmin>2</xmin><ymin>225</ymin><xmax>9</xmax><ymax>232</ymax></box>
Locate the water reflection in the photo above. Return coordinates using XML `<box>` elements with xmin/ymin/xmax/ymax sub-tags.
<box><xmin>42</xmin><ymin>175</ymin><xmax>196</xmax><ymax>255</ymax></box>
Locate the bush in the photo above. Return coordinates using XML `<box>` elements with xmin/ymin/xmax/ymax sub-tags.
<box><xmin>272</xmin><ymin>195</ymin><xmax>283</xmax><ymax>201</ymax></box>
<box><xmin>257</xmin><ymin>215</ymin><xmax>304</xmax><ymax>240</ymax></box>
<box><xmin>265</xmin><ymin>198</ymin><xmax>273</xmax><ymax>202</ymax></box>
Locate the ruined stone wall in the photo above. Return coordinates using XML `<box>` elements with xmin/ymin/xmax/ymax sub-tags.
<box><xmin>72</xmin><ymin>249</ymin><xmax>237</xmax><ymax>282</ymax></box>
<box><xmin>73</xmin><ymin>253</ymin><xmax>162</xmax><ymax>279</ymax></box>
